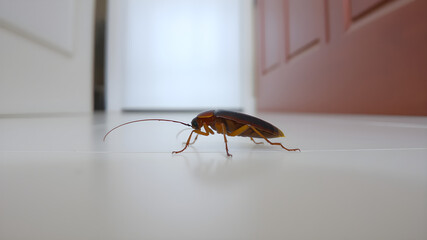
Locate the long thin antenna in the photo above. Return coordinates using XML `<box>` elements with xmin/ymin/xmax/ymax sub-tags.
<box><xmin>103</xmin><ymin>119</ymin><xmax>191</xmax><ymax>141</ymax></box>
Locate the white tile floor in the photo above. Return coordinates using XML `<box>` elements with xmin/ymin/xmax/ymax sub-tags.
<box><xmin>1</xmin><ymin>112</ymin><xmax>426</xmax><ymax>240</ymax></box>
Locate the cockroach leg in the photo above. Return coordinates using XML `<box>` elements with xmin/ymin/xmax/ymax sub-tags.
<box><xmin>227</xmin><ymin>124</ymin><xmax>250</xmax><ymax>137</ymax></box>
<box><xmin>249</xmin><ymin>125</ymin><xmax>300</xmax><ymax>152</ymax></box>
<box><xmin>203</xmin><ymin>123</ymin><xmax>214</xmax><ymax>135</ymax></box>
<box><xmin>189</xmin><ymin>134</ymin><xmax>199</xmax><ymax>145</ymax></box>
<box><xmin>173</xmin><ymin>128</ymin><xmax>209</xmax><ymax>154</ymax></box>
<box><xmin>250</xmin><ymin>137</ymin><xmax>263</xmax><ymax>144</ymax></box>
<box><xmin>173</xmin><ymin>130</ymin><xmax>195</xmax><ymax>154</ymax></box>
<box><xmin>221</xmin><ymin>123</ymin><xmax>232</xmax><ymax>157</ymax></box>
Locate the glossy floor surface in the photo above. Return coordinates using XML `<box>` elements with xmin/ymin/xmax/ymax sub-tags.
<box><xmin>1</xmin><ymin>112</ymin><xmax>427</xmax><ymax>240</ymax></box>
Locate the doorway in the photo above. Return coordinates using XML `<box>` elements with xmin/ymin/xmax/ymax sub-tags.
<box><xmin>106</xmin><ymin>0</ymin><xmax>255</xmax><ymax>113</ymax></box>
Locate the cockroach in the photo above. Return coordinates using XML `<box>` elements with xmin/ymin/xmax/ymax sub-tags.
<box><xmin>103</xmin><ymin>110</ymin><xmax>300</xmax><ymax>156</ymax></box>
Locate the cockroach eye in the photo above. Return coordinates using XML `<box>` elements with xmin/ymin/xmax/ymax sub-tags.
<box><xmin>191</xmin><ymin>118</ymin><xmax>199</xmax><ymax>129</ymax></box>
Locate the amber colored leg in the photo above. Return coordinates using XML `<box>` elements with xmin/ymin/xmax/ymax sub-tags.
<box><xmin>173</xmin><ymin>130</ymin><xmax>196</xmax><ymax>154</ymax></box>
<box><xmin>220</xmin><ymin>123</ymin><xmax>232</xmax><ymax>157</ymax></box>
<box><xmin>203</xmin><ymin>123</ymin><xmax>214</xmax><ymax>135</ymax></box>
<box><xmin>227</xmin><ymin>124</ymin><xmax>249</xmax><ymax>136</ymax></box>
<box><xmin>225</xmin><ymin>125</ymin><xmax>262</xmax><ymax>144</ymax></box>
<box><xmin>186</xmin><ymin>124</ymin><xmax>212</xmax><ymax>146</ymax></box>
<box><xmin>249</xmin><ymin>126</ymin><xmax>300</xmax><ymax>152</ymax></box>
<box><xmin>189</xmin><ymin>134</ymin><xmax>199</xmax><ymax>145</ymax></box>
<box><xmin>173</xmin><ymin>128</ymin><xmax>210</xmax><ymax>154</ymax></box>
<box><xmin>250</xmin><ymin>137</ymin><xmax>263</xmax><ymax>144</ymax></box>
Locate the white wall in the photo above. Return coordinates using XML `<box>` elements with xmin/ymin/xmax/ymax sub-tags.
<box><xmin>0</xmin><ymin>0</ymin><xmax>94</xmax><ymax>114</ymax></box>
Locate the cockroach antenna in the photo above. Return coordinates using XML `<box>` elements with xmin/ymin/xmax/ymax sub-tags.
<box><xmin>103</xmin><ymin>119</ymin><xmax>191</xmax><ymax>142</ymax></box>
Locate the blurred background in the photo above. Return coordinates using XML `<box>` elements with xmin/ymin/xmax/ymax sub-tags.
<box><xmin>1</xmin><ymin>2</ymin><xmax>427</xmax><ymax>240</ymax></box>
<box><xmin>0</xmin><ymin>0</ymin><xmax>426</xmax><ymax>115</ymax></box>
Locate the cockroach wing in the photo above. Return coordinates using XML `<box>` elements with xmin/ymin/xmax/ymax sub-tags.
<box><xmin>213</xmin><ymin>110</ymin><xmax>284</xmax><ymax>138</ymax></box>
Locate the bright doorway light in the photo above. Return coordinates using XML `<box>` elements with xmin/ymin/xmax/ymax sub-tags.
<box><xmin>106</xmin><ymin>0</ymin><xmax>254</xmax><ymax>112</ymax></box>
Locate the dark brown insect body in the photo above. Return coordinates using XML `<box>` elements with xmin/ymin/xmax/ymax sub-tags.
<box><xmin>104</xmin><ymin>109</ymin><xmax>300</xmax><ymax>157</ymax></box>
<box><xmin>194</xmin><ymin>110</ymin><xmax>284</xmax><ymax>138</ymax></box>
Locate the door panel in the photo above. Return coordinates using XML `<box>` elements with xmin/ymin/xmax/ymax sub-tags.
<box><xmin>0</xmin><ymin>0</ymin><xmax>75</xmax><ymax>54</ymax></box>
<box><xmin>0</xmin><ymin>0</ymin><xmax>94</xmax><ymax>114</ymax></box>
<box><xmin>286</xmin><ymin>0</ymin><xmax>325</xmax><ymax>59</ymax></box>
<box><xmin>261</xmin><ymin>0</ymin><xmax>284</xmax><ymax>73</ymax></box>
<box><xmin>350</xmin><ymin>0</ymin><xmax>388</xmax><ymax>20</ymax></box>
<box><xmin>257</xmin><ymin>0</ymin><xmax>427</xmax><ymax>115</ymax></box>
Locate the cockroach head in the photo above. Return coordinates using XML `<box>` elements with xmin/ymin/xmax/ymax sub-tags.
<box><xmin>191</xmin><ymin>117</ymin><xmax>200</xmax><ymax>130</ymax></box>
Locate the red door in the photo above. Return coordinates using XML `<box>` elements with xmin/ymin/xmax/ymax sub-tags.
<box><xmin>256</xmin><ymin>0</ymin><xmax>427</xmax><ymax>115</ymax></box>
